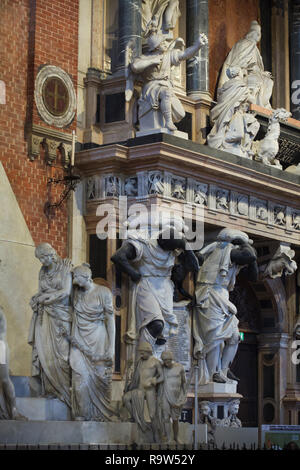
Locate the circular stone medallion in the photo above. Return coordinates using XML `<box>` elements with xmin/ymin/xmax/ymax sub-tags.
<box><xmin>34</xmin><ymin>65</ymin><xmax>76</xmax><ymax>128</ymax></box>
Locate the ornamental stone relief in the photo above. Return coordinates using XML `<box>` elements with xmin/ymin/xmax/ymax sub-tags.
<box><xmin>85</xmin><ymin>172</ymin><xmax>300</xmax><ymax>234</ymax></box>
<box><xmin>34</xmin><ymin>65</ymin><xmax>76</xmax><ymax>128</ymax></box>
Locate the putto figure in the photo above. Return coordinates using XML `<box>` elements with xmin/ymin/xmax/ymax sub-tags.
<box><xmin>28</xmin><ymin>243</ymin><xmax>72</xmax><ymax>407</ymax></box>
<box><xmin>0</xmin><ymin>307</ymin><xmax>26</xmax><ymax>420</ymax></box>
<box><xmin>126</xmin><ymin>29</ymin><xmax>208</xmax><ymax>133</ymax></box>
<box><xmin>193</xmin><ymin>229</ymin><xmax>258</xmax><ymax>384</ymax></box>
<box><xmin>123</xmin><ymin>342</ymin><xmax>163</xmax><ymax>442</ymax></box>
<box><xmin>158</xmin><ymin>350</ymin><xmax>187</xmax><ymax>444</ymax></box>
<box><xmin>68</xmin><ymin>264</ymin><xmax>116</xmax><ymax>421</ymax></box>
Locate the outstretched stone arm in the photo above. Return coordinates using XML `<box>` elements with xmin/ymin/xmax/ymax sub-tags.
<box><xmin>111</xmin><ymin>243</ymin><xmax>141</xmax><ymax>283</ymax></box>
<box><xmin>178</xmin><ymin>34</ymin><xmax>208</xmax><ymax>62</ymax></box>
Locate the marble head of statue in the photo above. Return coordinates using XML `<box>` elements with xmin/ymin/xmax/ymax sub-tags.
<box><xmin>35</xmin><ymin>243</ymin><xmax>58</xmax><ymax>266</ymax></box>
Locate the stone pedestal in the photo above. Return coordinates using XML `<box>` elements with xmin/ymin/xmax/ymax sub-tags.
<box><xmin>0</xmin><ymin>421</ymin><xmax>207</xmax><ymax>446</ymax></box>
<box><xmin>136</xmin><ymin>128</ymin><xmax>188</xmax><ymax>140</ymax></box>
<box><xmin>198</xmin><ymin>382</ymin><xmax>243</xmax><ymax>422</ymax></box>
<box><xmin>16</xmin><ymin>397</ymin><xmax>71</xmax><ymax>421</ymax></box>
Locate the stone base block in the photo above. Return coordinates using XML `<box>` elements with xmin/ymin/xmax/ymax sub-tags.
<box><xmin>214</xmin><ymin>427</ymin><xmax>258</xmax><ymax>448</ymax></box>
<box><xmin>0</xmin><ymin>421</ymin><xmax>207</xmax><ymax>446</ymax></box>
<box><xmin>11</xmin><ymin>376</ymin><xmax>41</xmax><ymax>397</ymax></box>
<box><xmin>198</xmin><ymin>382</ymin><xmax>238</xmax><ymax>395</ymax></box>
<box><xmin>136</xmin><ymin>128</ymin><xmax>188</xmax><ymax>140</ymax></box>
<box><xmin>16</xmin><ymin>397</ymin><xmax>71</xmax><ymax>421</ymax></box>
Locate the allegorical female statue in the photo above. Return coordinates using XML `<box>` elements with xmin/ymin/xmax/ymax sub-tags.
<box><xmin>207</xmin><ymin>66</ymin><xmax>260</xmax><ymax>158</ymax></box>
<box><xmin>28</xmin><ymin>243</ymin><xmax>72</xmax><ymax>407</ymax></box>
<box><xmin>193</xmin><ymin>229</ymin><xmax>258</xmax><ymax>385</ymax></box>
<box><xmin>69</xmin><ymin>264</ymin><xmax>116</xmax><ymax>421</ymax></box>
<box><xmin>218</xmin><ymin>21</ymin><xmax>273</xmax><ymax>110</ymax></box>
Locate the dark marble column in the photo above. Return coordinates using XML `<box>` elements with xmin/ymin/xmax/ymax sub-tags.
<box><xmin>118</xmin><ymin>0</ymin><xmax>142</xmax><ymax>69</ymax></box>
<box><xmin>290</xmin><ymin>0</ymin><xmax>300</xmax><ymax>120</ymax></box>
<box><xmin>186</xmin><ymin>0</ymin><xmax>209</xmax><ymax>98</ymax></box>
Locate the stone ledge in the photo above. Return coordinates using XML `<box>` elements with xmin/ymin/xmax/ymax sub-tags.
<box><xmin>0</xmin><ymin>421</ymin><xmax>207</xmax><ymax>446</ymax></box>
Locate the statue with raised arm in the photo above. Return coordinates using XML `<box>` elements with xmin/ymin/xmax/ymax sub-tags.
<box><xmin>126</xmin><ymin>29</ymin><xmax>208</xmax><ymax>133</ymax></box>
<box><xmin>0</xmin><ymin>307</ymin><xmax>26</xmax><ymax>420</ymax></box>
<box><xmin>218</xmin><ymin>21</ymin><xmax>273</xmax><ymax>110</ymax></box>
<box><xmin>67</xmin><ymin>264</ymin><xmax>116</xmax><ymax>421</ymax></box>
<box><xmin>193</xmin><ymin>228</ymin><xmax>258</xmax><ymax>385</ymax></box>
<box><xmin>123</xmin><ymin>342</ymin><xmax>164</xmax><ymax>442</ymax></box>
<box><xmin>158</xmin><ymin>350</ymin><xmax>187</xmax><ymax>444</ymax></box>
<box><xmin>28</xmin><ymin>243</ymin><xmax>72</xmax><ymax>407</ymax></box>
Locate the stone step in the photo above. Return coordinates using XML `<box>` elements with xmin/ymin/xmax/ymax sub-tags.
<box><xmin>0</xmin><ymin>421</ymin><xmax>207</xmax><ymax>446</ymax></box>
<box><xmin>16</xmin><ymin>397</ymin><xmax>71</xmax><ymax>421</ymax></box>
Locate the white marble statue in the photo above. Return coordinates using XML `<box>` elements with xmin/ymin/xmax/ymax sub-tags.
<box><xmin>142</xmin><ymin>0</ymin><xmax>180</xmax><ymax>36</ymax></box>
<box><xmin>68</xmin><ymin>264</ymin><xmax>116</xmax><ymax>421</ymax></box>
<box><xmin>28</xmin><ymin>243</ymin><xmax>72</xmax><ymax>407</ymax></box>
<box><xmin>252</xmin><ymin>108</ymin><xmax>291</xmax><ymax>168</ymax></box>
<box><xmin>123</xmin><ymin>342</ymin><xmax>163</xmax><ymax>442</ymax></box>
<box><xmin>111</xmin><ymin>212</ymin><xmax>199</xmax><ymax>350</ymax></box>
<box><xmin>199</xmin><ymin>401</ymin><xmax>219</xmax><ymax>444</ymax></box>
<box><xmin>220</xmin><ymin>399</ymin><xmax>242</xmax><ymax>427</ymax></box>
<box><xmin>263</xmin><ymin>244</ymin><xmax>297</xmax><ymax>279</ymax></box>
<box><xmin>218</xmin><ymin>21</ymin><xmax>273</xmax><ymax>110</ymax></box>
<box><xmin>126</xmin><ymin>29</ymin><xmax>208</xmax><ymax>133</ymax></box>
<box><xmin>207</xmin><ymin>66</ymin><xmax>259</xmax><ymax>158</ymax></box>
<box><xmin>0</xmin><ymin>307</ymin><xmax>26</xmax><ymax>420</ymax></box>
<box><xmin>158</xmin><ymin>350</ymin><xmax>187</xmax><ymax>444</ymax></box>
<box><xmin>193</xmin><ymin>228</ymin><xmax>258</xmax><ymax>384</ymax></box>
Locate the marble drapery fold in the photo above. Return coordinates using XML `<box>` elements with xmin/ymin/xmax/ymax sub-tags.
<box><xmin>28</xmin><ymin>257</ymin><xmax>72</xmax><ymax>407</ymax></box>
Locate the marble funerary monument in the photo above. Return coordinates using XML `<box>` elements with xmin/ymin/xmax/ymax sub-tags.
<box><xmin>1</xmin><ymin>0</ymin><xmax>300</xmax><ymax>450</ymax></box>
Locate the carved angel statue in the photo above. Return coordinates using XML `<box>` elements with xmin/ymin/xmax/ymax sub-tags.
<box><xmin>125</xmin><ymin>28</ymin><xmax>208</xmax><ymax>134</ymax></box>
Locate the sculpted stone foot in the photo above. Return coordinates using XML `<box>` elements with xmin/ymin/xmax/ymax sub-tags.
<box><xmin>227</xmin><ymin>369</ymin><xmax>240</xmax><ymax>382</ymax></box>
<box><xmin>212</xmin><ymin>372</ymin><xmax>226</xmax><ymax>384</ymax></box>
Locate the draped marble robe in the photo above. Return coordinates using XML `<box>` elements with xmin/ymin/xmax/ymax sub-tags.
<box><xmin>70</xmin><ymin>284</ymin><xmax>115</xmax><ymax>421</ymax></box>
<box><xmin>207</xmin><ymin>74</ymin><xmax>255</xmax><ymax>156</ymax></box>
<box><xmin>218</xmin><ymin>35</ymin><xmax>273</xmax><ymax>110</ymax></box>
<box><xmin>28</xmin><ymin>259</ymin><xmax>72</xmax><ymax>407</ymax></box>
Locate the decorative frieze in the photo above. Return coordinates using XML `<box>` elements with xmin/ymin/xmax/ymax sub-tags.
<box><xmin>85</xmin><ymin>171</ymin><xmax>300</xmax><ymax>235</ymax></box>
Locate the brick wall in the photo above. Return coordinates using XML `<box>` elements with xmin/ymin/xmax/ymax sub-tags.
<box><xmin>0</xmin><ymin>0</ymin><xmax>79</xmax><ymax>257</ymax></box>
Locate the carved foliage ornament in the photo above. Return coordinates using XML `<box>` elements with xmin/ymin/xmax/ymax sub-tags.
<box><xmin>34</xmin><ymin>65</ymin><xmax>76</xmax><ymax>128</ymax></box>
